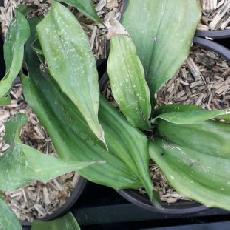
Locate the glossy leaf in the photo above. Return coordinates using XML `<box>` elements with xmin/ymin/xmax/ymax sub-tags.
<box><xmin>32</xmin><ymin>213</ymin><xmax>80</xmax><ymax>230</ymax></box>
<box><xmin>107</xmin><ymin>35</ymin><xmax>151</xmax><ymax>129</ymax></box>
<box><xmin>36</xmin><ymin>2</ymin><xmax>104</xmax><ymax>143</ymax></box>
<box><xmin>1</xmin><ymin>114</ymin><xmax>95</xmax><ymax>192</ymax></box>
<box><xmin>0</xmin><ymin>198</ymin><xmax>21</xmax><ymax>230</ymax></box>
<box><xmin>0</xmin><ymin>10</ymin><xmax>30</xmax><ymax>97</ymax></box>
<box><xmin>55</xmin><ymin>0</ymin><xmax>100</xmax><ymax>22</ymax></box>
<box><xmin>122</xmin><ymin>0</ymin><xmax>201</xmax><ymax>99</ymax></box>
<box><xmin>22</xmin><ymin>44</ymin><xmax>156</xmax><ymax>202</ymax></box>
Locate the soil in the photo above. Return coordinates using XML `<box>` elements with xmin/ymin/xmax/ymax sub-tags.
<box><xmin>198</xmin><ymin>0</ymin><xmax>230</xmax><ymax>31</ymax></box>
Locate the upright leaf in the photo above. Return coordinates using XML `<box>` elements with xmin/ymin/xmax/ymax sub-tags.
<box><xmin>1</xmin><ymin>114</ymin><xmax>95</xmax><ymax>192</ymax></box>
<box><xmin>55</xmin><ymin>0</ymin><xmax>100</xmax><ymax>22</ymax></box>
<box><xmin>22</xmin><ymin>44</ymin><xmax>156</xmax><ymax>202</ymax></box>
<box><xmin>36</xmin><ymin>2</ymin><xmax>104</xmax><ymax>143</ymax></box>
<box><xmin>108</xmin><ymin>35</ymin><xmax>151</xmax><ymax>129</ymax></box>
<box><xmin>32</xmin><ymin>213</ymin><xmax>80</xmax><ymax>230</ymax></box>
<box><xmin>0</xmin><ymin>10</ymin><xmax>30</xmax><ymax>97</ymax></box>
<box><xmin>122</xmin><ymin>0</ymin><xmax>201</xmax><ymax>99</ymax></box>
<box><xmin>0</xmin><ymin>198</ymin><xmax>21</xmax><ymax>230</ymax></box>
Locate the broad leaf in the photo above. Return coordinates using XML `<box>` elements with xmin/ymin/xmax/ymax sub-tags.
<box><xmin>150</xmin><ymin>106</ymin><xmax>230</xmax><ymax>210</ymax></box>
<box><xmin>149</xmin><ymin>138</ymin><xmax>230</xmax><ymax>210</ymax></box>
<box><xmin>122</xmin><ymin>0</ymin><xmax>201</xmax><ymax>99</ymax></box>
<box><xmin>1</xmin><ymin>114</ymin><xmax>95</xmax><ymax>192</ymax></box>
<box><xmin>55</xmin><ymin>0</ymin><xmax>100</xmax><ymax>22</ymax></box>
<box><xmin>0</xmin><ymin>96</ymin><xmax>11</xmax><ymax>106</ymax></box>
<box><xmin>0</xmin><ymin>10</ymin><xmax>30</xmax><ymax>97</ymax></box>
<box><xmin>32</xmin><ymin>213</ymin><xmax>80</xmax><ymax>230</ymax></box>
<box><xmin>22</xmin><ymin>43</ymin><xmax>156</xmax><ymax>202</ymax></box>
<box><xmin>155</xmin><ymin>108</ymin><xmax>229</xmax><ymax>124</ymax></box>
<box><xmin>0</xmin><ymin>198</ymin><xmax>21</xmax><ymax>230</ymax></box>
<box><xmin>107</xmin><ymin>35</ymin><xmax>151</xmax><ymax>129</ymax></box>
<box><xmin>36</xmin><ymin>2</ymin><xmax>104</xmax><ymax>143</ymax></box>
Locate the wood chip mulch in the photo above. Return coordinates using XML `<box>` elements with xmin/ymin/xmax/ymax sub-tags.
<box><xmin>199</xmin><ymin>0</ymin><xmax>230</xmax><ymax>31</ymax></box>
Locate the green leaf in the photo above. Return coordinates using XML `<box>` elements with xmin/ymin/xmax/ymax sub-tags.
<box><xmin>122</xmin><ymin>0</ymin><xmax>201</xmax><ymax>99</ymax></box>
<box><xmin>155</xmin><ymin>108</ymin><xmax>229</xmax><ymax>124</ymax></box>
<box><xmin>32</xmin><ymin>213</ymin><xmax>80</xmax><ymax>230</ymax></box>
<box><xmin>107</xmin><ymin>35</ymin><xmax>151</xmax><ymax>129</ymax></box>
<box><xmin>22</xmin><ymin>44</ymin><xmax>156</xmax><ymax>202</ymax></box>
<box><xmin>36</xmin><ymin>2</ymin><xmax>104</xmax><ymax>143</ymax></box>
<box><xmin>0</xmin><ymin>96</ymin><xmax>11</xmax><ymax>106</ymax></box>
<box><xmin>0</xmin><ymin>10</ymin><xmax>30</xmax><ymax>97</ymax></box>
<box><xmin>149</xmin><ymin>138</ymin><xmax>230</xmax><ymax>210</ymax></box>
<box><xmin>0</xmin><ymin>198</ymin><xmax>21</xmax><ymax>230</ymax></box>
<box><xmin>55</xmin><ymin>0</ymin><xmax>100</xmax><ymax>23</ymax></box>
<box><xmin>1</xmin><ymin>114</ymin><xmax>96</xmax><ymax>192</ymax></box>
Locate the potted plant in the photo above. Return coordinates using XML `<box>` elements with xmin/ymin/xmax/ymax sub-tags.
<box><xmin>1</xmin><ymin>0</ymin><xmax>230</xmax><ymax>229</ymax></box>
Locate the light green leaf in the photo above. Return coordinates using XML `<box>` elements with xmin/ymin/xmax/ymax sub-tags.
<box><xmin>122</xmin><ymin>0</ymin><xmax>201</xmax><ymax>99</ymax></box>
<box><xmin>32</xmin><ymin>213</ymin><xmax>80</xmax><ymax>230</ymax></box>
<box><xmin>155</xmin><ymin>108</ymin><xmax>229</xmax><ymax>124</ymax></box>
<box><xmin>37</xmin><ymin>2</ymin><xmax>104</xmax><ymax>143</ymax></box>
<box><xmin>1</xmin><ymin>114</ymin><xmax>96</xmax><ymax>192</ymax></box>
<box><xmin>149</xmin><ymin>138</ymin><xmax>230</xmax><ymax>210</ymax></box>
<box><xmin>0</xmin><ymin>96</ymin><xmax>11</xmax><ymax>106</ymax></box>
<box><xmin>107</xmin><ymin>35</ymin><xmax>151</xmax><ymax>129</ymax></box>
<box><xmin>0</xmin><ymin>10</ymin><xmax>30</xmax><ymax>97</ymax></box>
<box><xmin>0</xmin><ymin>198</ymin><xmax>21</xmax><ymax>230</ymax></box>
<box><xmin>22</xmin><ymin>43</ymin><xmax>156</xmax><ymax>202</ymax></box>
<box><xmin>55</xmin><ymin>0</ymin><xmax>100</xmax><ymax>22</ymax></box>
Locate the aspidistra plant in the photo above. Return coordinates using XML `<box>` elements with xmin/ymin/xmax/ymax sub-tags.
<box><xmin>1</xmin><ymin>0</ymin><xmax>230</xmax><ymax>229</ymax></box>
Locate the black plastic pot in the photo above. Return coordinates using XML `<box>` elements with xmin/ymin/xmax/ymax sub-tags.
<box><xmin>22</xmin><ymin>177</ymin><xmax>87</xmax><ymax>228</ymax></box>
<box><xmin>117</xmin><ymin>37</ymin><xmax>230</xmax><ymax>214</ymax></box>
<box><xmin>196</xmin><ymin>29</ymin><xmax>230</xmax><ymax>40</ymax></box>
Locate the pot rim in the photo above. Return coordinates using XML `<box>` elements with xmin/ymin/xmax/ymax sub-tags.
<box><xmin>22</xmin><ymin>177</ymin><xmax>87</xmax><ymax>227</ymax></box>
<box><xmin>196</xmin><ymin>29</ymin><xmax>230</xmax><ymax>40</ymax></box>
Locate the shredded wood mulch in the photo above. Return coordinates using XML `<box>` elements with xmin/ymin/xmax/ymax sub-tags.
<box><xmin>199</xmin><ymin>0</ymin><xmax>230</xmax><ymax>31</ymax></box>
<box><xmin>157</xmin><ymin>45</ymin><xmax>230</xmax><ymax>110</ymax></box>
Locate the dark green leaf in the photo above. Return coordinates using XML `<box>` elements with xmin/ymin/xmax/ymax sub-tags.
<box><xmin>22</xmin><ymin>45</ymin><xmax>156</xmax><ymax>202</ymax></box>
<box><xmin>37</xmin><ymin>2</ymin><xmax>104</xmax><ymax>143</ymax></box>
<box><xmin>55</xmin><ymin>0</ymin><xmax>100</xmax><ymax>22</ymax></box>
<box><xmin>122</xmin><ymin>0</ymin><xmax>201</xmax><ymax>100</ymax></box>
<box><xmin>107</xmin><ymin>35</ymin><xmax>151</xmax><ymax>129</ymax></box>
<box><xmin>0</xmin><ymin>96</ymin><xmax>11</xmax><ymax>106</ymax></box>
<box><xmin>0</xmin><ymin>198</ymin><xmax>21</xmax><ymax>230</ymax></box>
<box><xmin>1</xmin><ymin>114</ymin><xmax>96</xmax><ymax>192</ymax></box>
<box><xmin>32</xmin><ymin>213</ymin><xmax>80</xmax><ymax>230</ymax></box>
<box><xmin>0</xmin><ymin>10</ymin><xmax>30</xmax><ymax>97</ymax></box>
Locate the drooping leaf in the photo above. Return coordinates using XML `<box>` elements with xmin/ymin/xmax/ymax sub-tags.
<box><xmin>0</xmin><ymin>198</ymin><xmax>21</xmax><ymax>230</ymax></box>
<box><xmin>107</xmin><ymin>35</ymin><xmax>151</xmax><ymax>129</ymax></box>
<box><xmin>149</xmin><ymin>105</ymin><xmax>230</xmax><ymax>210</ymax></box>
<box><xmin>36</xmin><ymin>2</ymin><xmax>104</xmax><ymax>143</ymax></box>
<box><xmin>55</xmin><ymin>0</ymin><xmax>100</xmax><ymax>22</ymax></box>
<box><xmin>149</xmin><ymin>138</ymin><xmax>230</xmax><ymax>210</ymax></box>
<box><xmin>22</xmin><ymin>43</ymin><xmax>156</xmax><ymax>202</ymax></box>
<box><xmin>0</xmin><ymin>114</ymin><xmax>96</xmax><ymax>192</ymax></box>
<box><xmin>155</xmin><ymin>108</ymin><xmax>229</xmax><ymax>124</ymax></box>
<box><xmin>32</xmin><ymin>213</ymin><xmax>80</xmax><ymax>230</ymax></box>
<box><xmin>122</xmin><ymin>0</ymin><xmax>201</xmax><ymax>99</ymax></box>
<box><xmin>0</xmin><ymin>10</ymin><xmax>30</xmax><ymax>97</ymax></box>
